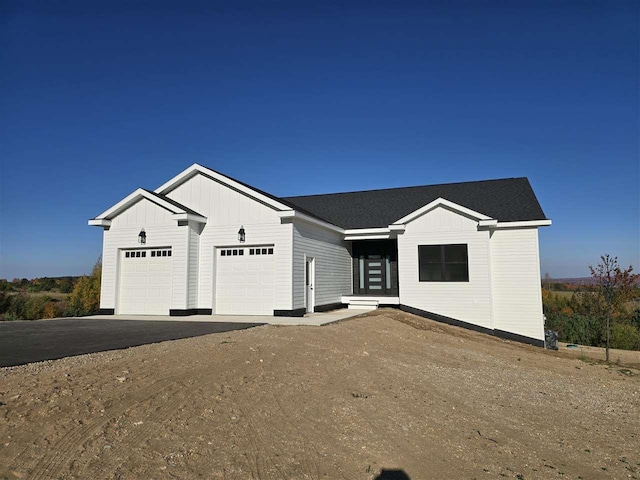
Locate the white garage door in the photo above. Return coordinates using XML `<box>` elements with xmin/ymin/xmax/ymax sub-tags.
<box><xmin>118</xmin><ymin>248</ymin><xmax>172</xmax><ymax>315</ymax></box>
<box><xmin>216</xmin><ymin>246</ymin><xmax>275</xmax><ymax>315</ymax></box>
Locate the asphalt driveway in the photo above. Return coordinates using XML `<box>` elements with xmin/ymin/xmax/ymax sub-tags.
<box><xmin>0</xmin><ymin>318</ymin><xmax>264</xmax><ymax>367</ymax></box>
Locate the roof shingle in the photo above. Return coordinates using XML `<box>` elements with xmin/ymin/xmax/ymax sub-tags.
<box><xmin>282</xmin><ymin>178</ymin><xmax>547</xmax><ymax>229</ymax></box>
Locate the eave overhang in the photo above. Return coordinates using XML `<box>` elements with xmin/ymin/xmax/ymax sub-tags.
<box><xmin>88</xmin><ymin>188</ymin><xmax>207</xmax><ymax>227</ymax></box>
<box><xmin>155</xmin><ymin>163</ymin><xmax>293</xmax><ymax>212</ymax></box>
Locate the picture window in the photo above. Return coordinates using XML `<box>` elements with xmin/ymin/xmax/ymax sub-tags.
<box><xmin>418</xmin><ymin>244</ymin><xmax>469</xmax><ymax>282</ymax></box>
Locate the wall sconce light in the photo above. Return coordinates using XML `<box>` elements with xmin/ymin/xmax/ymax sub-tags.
<box><xmin>138</xmin><ymin>228</ymin><xmax>146</xmax><ymax>245</ymax></box>
<box><xmin>238</xmin><ymin>226</ymin><xmax>246</xmax><ymax>243</ymax></box>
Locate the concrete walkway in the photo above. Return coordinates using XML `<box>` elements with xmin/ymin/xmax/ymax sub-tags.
<box><xmin>86</xmin><ymin>308</ymin><xmax>366</xmax><ymax>326</ymax></box>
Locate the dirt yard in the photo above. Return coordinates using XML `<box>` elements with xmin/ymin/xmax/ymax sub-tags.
<box><xmin>1</xmin><ymin>309</ymin><xmax>639</xmax><ymax>480</ymax></box>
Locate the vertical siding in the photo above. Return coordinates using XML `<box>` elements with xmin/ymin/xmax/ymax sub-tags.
<box><xmin>397</xmin><ymin>206</ymin><xmax>493</xmax><ymax>329</ymax></box>
<box><xmin>163</xmin><ymin>172</ymin><xmax>293</xmax><ymax>312</ymax></box>
<box><xmin>110</xmin><ymin>198</ymin><xmax>173</xmax><ymax>227</ymax></box>
<box><xmin>490</xmin><ymin>228</ymin><xmax>544</xmax><ymax>341</ymax></box>
<box><xmin>99</xmin><ymin>197</ymin><xmax>189</xmax><ymax>311</ymax></box>
<box><xmin>202</xmin><ymin>224</ymin><xmax>293</xmax><ymax>311</ymax></box>
<box><xmin>187</xmin><ymin>222</ymin><xmax>200</xmax><ymax>309</ymax></box>
<box><xmin>292</xmin><ymin>221</ymin><xmax>352</xmax><ymax>310</ymax></box>
<box><xmin>166</xmin><ymin>172</ymin><xmax>281</xmax><ymax>226</ymax></box>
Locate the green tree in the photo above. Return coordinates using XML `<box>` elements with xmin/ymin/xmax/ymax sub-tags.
<box><xmin>589</xmin><ymin>255</ymin><xmax>639</xmax><ymax>362</ymax></box>
<box><xmin>69</xmin><ymin>258</ymin><xmax>102</xmax><ymax>316</ymax></box>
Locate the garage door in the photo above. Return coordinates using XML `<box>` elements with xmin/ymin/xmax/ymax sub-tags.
<box><xmin>118</xmin><ymin>248</ymin><xmax>172</xmax><ymax>315</ymax></box>
<box><xmin>215</xmin><ymin>246</ymin><xmax>275</xmax><ymax>315</ymax></box>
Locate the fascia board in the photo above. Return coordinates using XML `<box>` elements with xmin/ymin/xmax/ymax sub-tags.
<box><xmin>279</xmin><ymin>210</ymin><xmax>344</xmax><ymax>234</ymax></box>
<box><xmin>478</xmin><ymin>219</ymin><xmax>498</xmax><ymax>227</ymax></box>
<box><xmin>494</xmin><ymin>220</ymin><xmax>552</xmax><ymax>228</ymax></box>
<box><xmin>172</xmin><ymin>213</ymin><xmax>208</xmax><ymax>223</ymax></box>
<box><xmin>344</xmin><ymin>227</ymin><xmax>390</xmax><ymax>235</ymax></box>
<box><xmin>344</xmin><ymin>234</ymin><xmax>391</xmax><ymax>241</ymax></box>
<box><xmin>88</xmin><ymin>219</ymin><xmax>112</xmax><ymax>227</ymax></box>
<box><xmin>155</xmin><ymin>163</ymin><xmax>292</xmax><ymax>212</ymax></box>
<box><xmin>95</xmin><ymin>188</ymin><xmax>185</xmax><ymax>220</ymax></box>
<box><xmin>392</xmin><ymin>198</ymin><xmax>493</xmax><ymax>225</ymax></box>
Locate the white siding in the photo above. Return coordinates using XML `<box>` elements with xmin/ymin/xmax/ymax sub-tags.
<box><xmin>162</xmin><ymin>172</ymin><xmax>293</xmax><ymax>312</ymax></box>
<box><xmin>187</xmin><ymin>222</ymin><xmax>201</xmax><ymax>309</ymax></box>
<box><xmin>100</xmin><ymin>199</ymin><xmax>189</xmax><ymax>311</ymax></box>
<box><xmin>490</xmin><ymin>228</ymin><xmax>544</xmax><ymax>341</ymax></box>
<box><xmin>166</xmin><ymin>172</ymin><xmax>281</xmax><ymax>226</ymax></box>
<box><xmin>397</xmin><ymin>206</ymin><xmax>493</xmax><ymax>329</ymax></box>
<box><xmin>203</xmin><ymin>224</ymin><xmax>293</xmax><ymax>312</ymax></box>
<box><xmin>292</xmin><ymin>220</ymin><xmax>352</xmax><ymax>310</ymax></box>
<box><xmin>111</xmin><ymin>198</ymin><xmax>173</xmax><ymax>227</ymax></box>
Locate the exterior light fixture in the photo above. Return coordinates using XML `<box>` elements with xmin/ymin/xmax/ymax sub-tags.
<box><xmin>238</xmin><ymin>226</ymin><xmax>246</xmax><ymax>243</ymax></box>
<box><xmin>138</xmin><ymin>228</ymin><xmax>146</xmax><ymax>245</ymax></box>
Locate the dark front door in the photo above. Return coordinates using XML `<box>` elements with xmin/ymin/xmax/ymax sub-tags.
<box><xmin>364</xmin><ymin>255</ymin><xmax>385</xmax><ymax>293</ymax></box>
<box><xmin>353</xmin><ymin>240</ymin><xmax>398</xmax><ymax>296</ymax></box>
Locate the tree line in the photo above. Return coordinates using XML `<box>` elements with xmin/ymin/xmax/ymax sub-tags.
<box><xmin>0</xmin><ymin>260</ymin><xmax>102</xmax><ymax>320</ymax></box>
<box><xmin>543</xmin><ymin>255</ymin><xmax>640</xmax><ymax>353</ymax></box>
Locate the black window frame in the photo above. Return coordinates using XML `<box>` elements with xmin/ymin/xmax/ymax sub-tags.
<box><xmin>418</xmin><ymin>244</ymin><xmax>469</xmax><ymax>282</ymax></box>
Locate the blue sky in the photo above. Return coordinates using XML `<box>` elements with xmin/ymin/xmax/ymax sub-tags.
<box><xmin>1</xmin><ymin>0</ymin><xmax>638</xmax><ymax>279</ymax></box>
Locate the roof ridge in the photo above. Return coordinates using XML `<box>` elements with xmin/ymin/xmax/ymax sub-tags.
<box><xmin>283</xmin><ymin>177</ymin><xmax>528</xmax><ymax>199</ymax></box>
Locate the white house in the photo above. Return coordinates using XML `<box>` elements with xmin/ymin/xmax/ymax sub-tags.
<box><xmin>89</xmin><ymin>164</ymin><xmax>551</xmax><ymax>346</ymax></box>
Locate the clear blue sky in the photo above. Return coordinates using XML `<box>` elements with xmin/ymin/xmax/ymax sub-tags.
<box><xmin>1</xmin><ymin>0</ymin><xmax>638</xmax><ymax>280</ymax></box>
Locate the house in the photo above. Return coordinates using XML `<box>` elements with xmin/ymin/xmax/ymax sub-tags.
<box><xmin>89</xmin><ymin>164</ymin><xmax>551</xmax><ymax>346</ymax></box>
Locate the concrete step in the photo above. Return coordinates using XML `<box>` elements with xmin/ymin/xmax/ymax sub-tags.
<box><xmin>347</xmin><ymin>299</ymin><xmax>379</xmax><ymax>310</ymax></box>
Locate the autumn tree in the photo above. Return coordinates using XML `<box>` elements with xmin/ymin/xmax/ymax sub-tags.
<box><xmin>588</xmin><ymin>255</ymin><xmax>639</xmax><ymax>362</ymax></box>
<box><xmin>69</xmin><ymin>258</ymin><xmax>102</xmax><ymax>316</ymax></box>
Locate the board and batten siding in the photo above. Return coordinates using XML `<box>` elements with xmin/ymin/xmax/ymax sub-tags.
<box><xmin>100</xmin><ymin>198</ymin><xmax>189</xmax><ymax>312</ymax></box>
<box><xmin>397</xmin><ymin>206</ymin><xmax>493</xmax><ymax>329</ymax></box>
<box><xmin>292</xmin><ymin>220</ymin><xmax>352</xmax><ymax>310</ymax></box>
<box><xmin>203</xmin><ymin>224</ymin><xmax>293</xmax><ymax>312</ymax></box>
<box><xmin>186</xmin><ymin>222</ymin><xmax>201</xmax><ymax>309</ymax></box>
<box><xmin>165</xmin><ymin>172</ymin><xmax>281</xmax><ymax>226</ymax></box>
<box><xmin>163</xmin><ymin>172</ymin><xmax>293</xmax><ymax>312</ymax></box>
<box><xmin>490</xmin><ymin>228</ymin><xmax>544</xmax><ymax>341</ymax></box>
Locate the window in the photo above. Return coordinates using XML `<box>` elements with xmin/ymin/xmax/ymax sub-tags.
<box><xmin>418</xmin><ymin>244</ymin><xmax>469</xmax><ymax>282</ymax></box>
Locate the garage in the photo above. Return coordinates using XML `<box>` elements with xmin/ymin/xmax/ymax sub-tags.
<box><xmin>215</xmin><ymin>245</ymin><xmax>276</xmax><ymax>315</ymax></box>
<box><xmin>118</xmin><ymin>248</ymin><xmax>173</xmax><ymax>315</ymax></box>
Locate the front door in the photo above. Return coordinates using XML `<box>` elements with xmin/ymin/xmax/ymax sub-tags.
<box><xmin>353</xmin><ymin>240</ymin><xmax>399</xmax><ymax>296</ymax></box>
<box><xmin>364</xmin><ymin>255</ymin><xmax>385</xmax><ymax>293</ymax></box>
<box><xmin>305</xmin><ymin>257</ymin><xmax>315</xmax><ymax>313</ymax></box>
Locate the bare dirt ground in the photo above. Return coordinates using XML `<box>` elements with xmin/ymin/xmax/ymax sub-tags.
<box><xmin>1</xmin><ymin>309</ymin><xmax>639</xmax><ymax>480</ymax></box>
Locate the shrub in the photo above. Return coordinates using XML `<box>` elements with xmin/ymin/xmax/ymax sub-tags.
<box><xmin>610</xmin><ymin>324</ymin><xmax>640</xmax><ymax>351</ymax></box>
<box><xmin>545</xmin><ymin>312</ymin><xmax>602</xmax><ymax>346</ymax></box>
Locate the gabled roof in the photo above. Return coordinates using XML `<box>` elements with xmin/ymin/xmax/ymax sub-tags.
<box><xmin>155</xmin><ymin>164</ymin><xmax>295</xmax><ymax>212</ymax></box>
<box><xmin>282</xmin><ymin>177</ymin><xmax>548</xmax><ymax>229</ymax></box>
<box><xmin>89</xmin><ymin>188</ymin><xmax>206</xmax><ymax>225</ymax></box>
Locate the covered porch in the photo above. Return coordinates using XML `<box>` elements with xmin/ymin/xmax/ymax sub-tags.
<box><xmin>344</xmin><ymin>239</ymin><xmax>400</xmax><ymax>309</ymax></box>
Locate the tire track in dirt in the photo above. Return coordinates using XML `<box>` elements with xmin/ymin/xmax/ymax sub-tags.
<box><xmin>24</xmin><ymin>373</ymin><xmax>193</xmax><ymax>480</ymax></box>
<box><xmin>81</xmin><ymin>378</ymin><xmax>199</xmax><ymax>477</ymax></box>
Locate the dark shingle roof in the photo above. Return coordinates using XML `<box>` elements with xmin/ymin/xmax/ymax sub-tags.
<box><xmin>282</xmin><ymin>178</ymin><xmax>547</xmax><ymax>229</ymax></box>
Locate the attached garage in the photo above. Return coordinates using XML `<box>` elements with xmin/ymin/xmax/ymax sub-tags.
<box><xmin>118</xmin><ymin>248</ymin><xmax>173</xmax><ymax>315</ymax></box>
<box><xmin>215</xmin><ymin>245</ymin><xmax>276</xmax><ymax>315</ymax></box>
